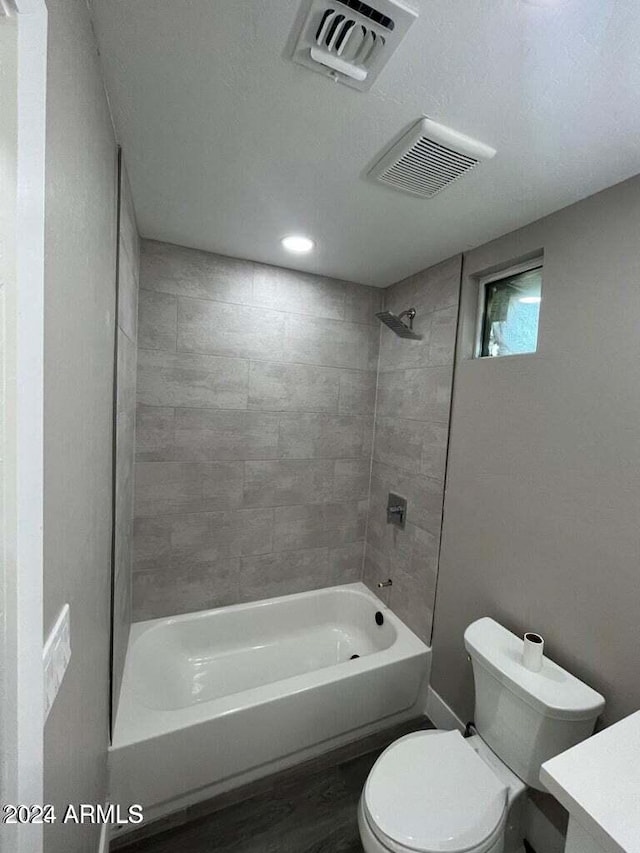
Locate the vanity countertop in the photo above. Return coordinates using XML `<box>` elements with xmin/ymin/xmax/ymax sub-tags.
<box><xmin>540</xmin><ymin>710</ymin><xmax>640</xmax><ymax>853</ymax></box>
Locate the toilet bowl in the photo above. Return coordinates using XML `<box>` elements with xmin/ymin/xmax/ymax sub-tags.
<box><xmin>358</xmin><ymin>618</ymin><xmax>605</xmax><ymax>853</ymax></box>
<box><xmin>358</xmin><ymin>729</ymin><xmax>524</xmax><ymax>853</ymax></box>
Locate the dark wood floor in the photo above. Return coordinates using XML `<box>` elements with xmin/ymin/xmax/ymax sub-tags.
<box><xmin>121</xmin><ymin>751</ymin><xmax>375</xmax><ymax>852</ymax></box>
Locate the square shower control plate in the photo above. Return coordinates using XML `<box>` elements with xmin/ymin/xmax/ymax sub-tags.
<box><xmin>387</xmin><ymin>492</ymin><xmax>407</xmax><ymax>529</ymax></box>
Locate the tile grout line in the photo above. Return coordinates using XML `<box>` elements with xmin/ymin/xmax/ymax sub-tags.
<box><xmin>138</xmin><ymin>285</ymin><xmax>381</xmax><ymax>329</ymax></box>
<box><xmin>137</xmin><ymin>347</ymin><xmax>379</xmax><ymax>375</ymax></box>
<box><xmin>136</xmin><ymin>351</ymin><xmax>453</xmax><ymax>384</ymax></box>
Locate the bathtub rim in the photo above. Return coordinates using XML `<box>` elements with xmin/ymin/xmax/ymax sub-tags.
<box><xmin>129</xmin><ymin>581</ymin><xmax>395</xmax><ymax>637</ymax></box>
<box><xmin>112</xmin><ymin>582</ymin><xmax>428</xmax><ymax>749</ymax></box>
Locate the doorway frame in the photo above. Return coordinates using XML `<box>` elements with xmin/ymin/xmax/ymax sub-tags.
<box><xmin>1</xmin><ymin>0</ymin><xmax>47</xmax><ymax>851</ymax></box>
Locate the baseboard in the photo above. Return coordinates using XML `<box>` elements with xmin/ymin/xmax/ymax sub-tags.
<box><xmin>425</xmin><ymin>686</ymin><xmax>466</xmax><ymax>733</ymax></box>
<box><xmin>98</xmin><ymin>819</ymin><xmax>110</xmax><ymax>853</ymax></box>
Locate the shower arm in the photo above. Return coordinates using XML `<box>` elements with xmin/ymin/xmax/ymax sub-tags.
<box><xmin>397</xmin><ymin>308</ymin><xmax>416</xmax><ymax>329</ymax></box>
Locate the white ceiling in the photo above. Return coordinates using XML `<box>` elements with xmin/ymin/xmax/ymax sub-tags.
<box><xmin>91</xmin><ymin>0</ymin><xmax>640</xmax><ymax>287</ymax></box>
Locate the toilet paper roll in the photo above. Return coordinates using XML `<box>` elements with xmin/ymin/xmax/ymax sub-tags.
<box><xmin>522</xmin><ymin>632</ymin><xmax>544</xmax><ymax>672</ymax></box>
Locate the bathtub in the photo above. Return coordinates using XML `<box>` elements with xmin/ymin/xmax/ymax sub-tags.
<box><xmin>110</xmin><ymin>582</ymin><xmax>429</xmax><ymax>827</ymax></box>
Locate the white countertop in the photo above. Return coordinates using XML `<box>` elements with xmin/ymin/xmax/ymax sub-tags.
<box><xmin>540</xmin><ymin>710</ymin><xmax>640</xmax><ymax>853</ymax></box>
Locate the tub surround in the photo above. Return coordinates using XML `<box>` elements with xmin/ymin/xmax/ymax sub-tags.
<box><xmin>363</xmin><ymin>256</ymin><xmax>462</xmax><ymax>644</ymax></box>
<box><xmin>133</xmin><ymin>240</ymin><xmax>381</xmax><ymax>620</ymax></box>
<box><xmin>133</xmin><ymin>239</ymin><xmax>463</xmax><ymax>634</ymax></box>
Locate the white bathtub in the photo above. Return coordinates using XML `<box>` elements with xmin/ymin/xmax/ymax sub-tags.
<box><xmin>110</xmin><ymin>582</ymin><xmax>429</xmax><ymax>825</ymax></box>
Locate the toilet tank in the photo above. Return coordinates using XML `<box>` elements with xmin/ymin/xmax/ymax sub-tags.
<box><xmin>464</xmin><ymin>618</ymin><xmax>605</xmax><ymax>791</ymax></box>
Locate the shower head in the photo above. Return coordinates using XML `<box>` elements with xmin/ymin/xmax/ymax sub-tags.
<box><xmin>375</xmin><ymin>308</ymin><xmax>422</xmax><ymax>340</ymax></box>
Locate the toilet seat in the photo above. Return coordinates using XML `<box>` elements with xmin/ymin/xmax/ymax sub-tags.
<box><xmin>362</xmin><ymin>730</ymin><xmax>508</xmax><ymax>853</ymax></box>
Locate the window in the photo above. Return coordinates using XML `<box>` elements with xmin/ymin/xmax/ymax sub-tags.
<box><xmin>478</xmin><ymin>263</ymin><xmax>542</xmax><ymax>358</ymax></box>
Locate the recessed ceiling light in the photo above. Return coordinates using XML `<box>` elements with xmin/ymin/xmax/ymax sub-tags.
<box><xmin>519</xmin><ymin>296</ymin><xmax>542</xmax><ymax>304</ymax></box>
<box><xmin>281</xmin><ymin>235</ymin><xmax>314</xmax><ymax>254</ymax></box>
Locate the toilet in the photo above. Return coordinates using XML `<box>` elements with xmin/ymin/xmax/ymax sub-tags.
<box><xmin>358</xmin><ymin>617</ymin><xmax>605</xmax><ymax>853</ymax></box>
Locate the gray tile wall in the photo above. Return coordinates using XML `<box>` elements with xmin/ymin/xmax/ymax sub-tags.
<box><xmin>133</xmin><ymin>240</ymin><xmax>380</xmax><ymax>620</ymax></box>
<box><xmin>112</xmin><ymin>161</ymin><xmax>140</xmax><ymax>716</ymax></box>
<box><xmin>363</xmin><ymin>256</ymin><xmax>462</xmax><ymax>644</ymax></box>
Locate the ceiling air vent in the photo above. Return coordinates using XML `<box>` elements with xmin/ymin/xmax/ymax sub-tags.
<box><xmin>290</xmin><ymin>0</ymin><xmax>418</xmax><ymax>92</ymax></box>
<box><xmin>369</xmin><ymin>118</ymin><xmax>497</xmax><ymax>198</ymax></box>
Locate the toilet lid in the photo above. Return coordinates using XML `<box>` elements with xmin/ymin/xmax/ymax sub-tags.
<box><xmin>363</xmin><ymin>730</ymin><xmax>507</xmax><ymax>853</ymax></box>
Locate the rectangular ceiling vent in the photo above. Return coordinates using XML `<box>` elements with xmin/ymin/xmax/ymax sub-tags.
<box><xmin>369</xmin><ymin>118</ymin><xmax>497</xmax><ymax>198</ymax></box>
<box><xmin>291</xmin><ymin>0</ymin><xmax>418</xmax><ymax>92</ymax></box>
